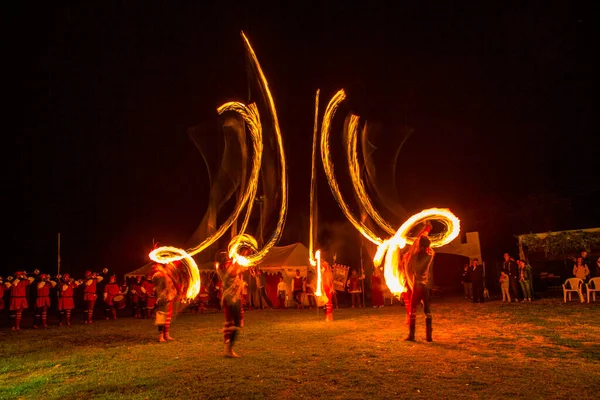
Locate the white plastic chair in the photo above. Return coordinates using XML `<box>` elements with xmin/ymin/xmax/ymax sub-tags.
<box><xmin>586</xmin><ymin>277</ymin><xmax>600</xmax><ymax>303</ymax></box>
<box><xmin>562</xmin><ymin>278</ymin><xmax>584</xmax><ymax>303</ymax></box>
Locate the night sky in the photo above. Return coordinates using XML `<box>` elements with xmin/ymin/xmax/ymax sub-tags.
<box><xmin>7</xmin><ymin>2</ymin><xmax>597</xmax><ymax>278</ymax></box>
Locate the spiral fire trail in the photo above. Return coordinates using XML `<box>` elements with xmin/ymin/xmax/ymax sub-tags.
<box><xmin>318</xmin><ymin>90</ymin><xmax>461</xmax><ymax>296</ymax></box>
<box><xmin>149</xmin><ymin>32</ymin><xmax>288</xmax><ymax>298</ymax></box>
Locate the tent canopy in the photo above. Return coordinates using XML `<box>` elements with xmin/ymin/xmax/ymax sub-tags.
<box><xmin>256</xmin><ymin>242</ymin><xmax>311</xmax><ymax>270</ymax></box>
<box><xmin>124</xmin><ymin>261</ymin><xmax>215</xmax><ymax>278</ymax></box>
<box><xmin>124</xmin><ymin>243</ymin><xmax>311</xmax><ymax>278</ymax></box>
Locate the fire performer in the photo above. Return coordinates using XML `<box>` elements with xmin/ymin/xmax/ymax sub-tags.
<box><xmin>403</xmin><ymin>222</ymin><xmax>435</xmax><ymax>342</ymax></box>
<box><xmin>34</xmin><ymin>274</ymin><xmax>57</xmax><ymax>328</ymax></box>
<box><xmin>151</xmin><ymin>263</ymin><xmax>183</xmax><ymax>343</ymax></box>
<box><xmin>321</xmin><ymin>259</ymin><xmax>335</xmax><ymax>322</ymax></box>
<box><xmin>9</xmin><ymin>271</ymin><xmax>35</xmax><ymax>331</ymax></box>
<box><xmin>103</xmin><ymin>275</ymin><xmax>121</xmax><ymax>320</ymax></box>
<box><xmin>346</xmin><ymin>269</ymin><xmax>365</xmax><ymax>308</ymax></box>
<box><xmin>216</xmin><ymin>250</ymin><xmax>246</xmax><ymax>358</ymax></box>
<box><xmin>58</xmin><ymin>274</ymin><xmax>80</xmax><ymax>327</ymax></box>
<box><xmin>83</xmin><ymin>271</ymin><xmax>103</xmax><ymax>324</ymax></box>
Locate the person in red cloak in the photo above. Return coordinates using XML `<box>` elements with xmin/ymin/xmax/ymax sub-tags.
<box><xmin>83</xmin><ymin>271</ymin><xmax>103</xmax><ymax>324</ymax></box>
<box><xmin>9</xmin><ymin>271</ymin><xmax>35</xmax><ymax>331</ymax></box>
<box><xmin>58</xmin><ymin>274</ymin><xmax>80</xmax><ymax>327</ymax></box>
<box><xmin>34</xmin><ymin>274</ymin><xmax>57</xmax><ymax>328</ymax></box>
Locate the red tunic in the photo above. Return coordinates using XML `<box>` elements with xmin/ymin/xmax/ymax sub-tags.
<box><xmin>371</xmin><ymin>275</ymin><xmax>385</xmax><ymax>307</ymax></box>
<box><xmin>142</xmin><ymin>280</ymin><xmax>157</xmax><ymax>309</ymax></box>
<box><xmin>347</xmin><ymin>276</ymin><xmax>361</xmax><ymax>293</ymax></box>
<box><xmin>35</xmin><ymin>282</ymin><xmax>52</xmax><ymax>308</ymax></box>
<box><xmin>84</xmin><ymin>278</ymin><xmax>98</xmax><ymax>301</ymax></box>
<box><xmin>104</xmin><ymin>283</ymin><xmax>120</xmax><ymax>305</ymax></box>
<box><xmin>0</xmin><ymin>284</ymin><xmax>5</xmax><ymax>311</ymax></box>
<box><xmin>58</xmin><ymin>282</ymin><xmax>77</xmax><ymax>310</ymax></box>
<box><xmin>10</xmin><ymin>279</ymin><xmax>31</xmax><ymax>310</ymax></box>
<box><xmin>130</xmin><ymin>282</ymin><xmax>143</xmax><ymax>303</ymax></box>
<box><xmin>293</xmin><ymin>276</ymin><xmax>304</xmax><ymax>291</ymax></box>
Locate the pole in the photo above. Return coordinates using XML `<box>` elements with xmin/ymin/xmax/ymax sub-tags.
<box><xmin>360</xmin><ymin>244</ymin><xmax>366</xmax><ymax>308</ymax></box>
<box><xmin>57</xmin><ymin>232</ymin><xmax>61</xmax><ymax>275</ymax></box>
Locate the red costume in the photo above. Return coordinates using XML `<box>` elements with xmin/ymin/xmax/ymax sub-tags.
<box><xmin>104</xmin><ymin>278</ymin><xmax>121</xmax><ymax>320</ymax></box>
<box><xmin>142</xmin><ymin>278</ymin><xmax>157</xmax><ymax>318</ymax></box>
<box><xmin>0</xmin><ymin>280</ymin><xmax>5</xmax><ymax>312</ymax></box>
<box><xmin>57</xmin><ymin>274</ymin><xmax>78</xmax><ymax>327</ymax></box>
<box><xmin>34</xmin><ymin>275</ymin><xmax>56</xmax><ymax>328</ymax></box>
<box><xmin>346</xmin><ymin>271</ymin><xmax>364</xmax><ymax>308</ymax></box>
<box><xmin>371</xmin><ymin>272</ymin><xmax>385</xmax><ymax>308</ymax></box>
<box><xmin>83</xmin><ymin>271</ymin><xmax>103</xmax><ymax>324</ymax></box>
<box><xmin>9</xmin><ymin>272</ymin><xmax>33</xmax><ymax>331</ymax></box>
<box><xmin>322</xmin><ymin>262</ymin><xmax>334</xmax><ymax>322</ymax></box>
<box><xmin>217</xmin><ymin>253</ymin><xmax>244</xmax><ymax>357</ymax></box>
<box><xmin>130</xmin><ymin>277</ymin><xmax>144</xmax><ymax>318</ymax></box>
<box><xmin>292</xmin><ymin>274</ymin><xmax>304</xmax><ymax>309</ymax></box>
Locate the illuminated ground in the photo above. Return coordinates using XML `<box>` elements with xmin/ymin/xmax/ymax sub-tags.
<box><xmin>1</xmin><ymin>297</ymin><xmax>598</xmax><ymax>399</ymax></box>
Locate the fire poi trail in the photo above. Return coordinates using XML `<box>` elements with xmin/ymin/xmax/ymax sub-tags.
<box><xmin>148</xmin><ymin>31</ymin><xmax>288</xmax><ymax>298</ymax></box>
<box><xmin>312</xmin><ymin>88</ymin><xmax>461</xmax><ymax>297</ymax></box>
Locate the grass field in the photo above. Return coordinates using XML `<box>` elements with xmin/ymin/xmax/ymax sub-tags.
<box><xmin>1</xmin><ymin>297</ymin><xmax>599</xmax><ymax>400</ymax></box>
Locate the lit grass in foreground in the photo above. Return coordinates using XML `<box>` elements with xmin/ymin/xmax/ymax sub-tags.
<box><xmin>1</xmin><ymin>297</ymin><xmax>599</xmax><ymax>399</ymax></box>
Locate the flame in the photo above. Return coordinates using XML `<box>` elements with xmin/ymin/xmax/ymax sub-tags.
<box><xmin>314</xmin><ymin>250</ymin><xmax>322</xmax><ymax>297</ymax></box>
<box><xmin>148</xmin><ymin>246</ymin><xmax>200</xmax><ymax>300</ymax></box>
<box><xmin>149</xmin><ymin>31</ymin><xmax>287</xmax><ymax>289</ymax></box>
<box><xmin>317</xmin><ymin>90</ymin><xmax>461</xmax><ymax>297</ymax></box>
<box><xmin>226</xmin><ymin>31</ymin><xmax>288</xmax><ymax>267</ymax></box>
<box><xmin>320</xmin><ymin>90</ymin><xmax>383</xmax><ymax>246</ymax></box>
<box><xmin>309</xmin><ymin>89</ymin><xmax>320</xmax><ymax>266</ymax></box>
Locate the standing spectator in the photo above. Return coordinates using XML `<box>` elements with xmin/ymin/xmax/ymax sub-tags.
<box><xmin>291</xmin><ymin>269</ymin><xmax>305</xmax><ymax>309</ymax></box>
<box><xmin>130</xmin><ymin>276</ymin><xmax>144</xmax><ymax>318</ymax></box>
<box><xmin>276</xmin><ymin>275</ymin><xmax>287</xmax><ymax>309</ymax></box>
<box><xmin>0</xmin><ymin>276</ymin><xmax>5</xmax><ymax>314</ymax></box>
<box><xmin>142</xmin><ymin>273</ymin><xmax>157</xmax><ymax>319</ymax></box>
<box><xmin>103</xmin><ymin>275</ymin><xmax>121</xmax><ymax>320</ymax></box>
<box><xmin>371</xmin><ymin>268</ymin><xmax>385</xmax><ymax>308</ymax></box>
<box><xmin>503</xmin><ymin>253</ymin><xmax>521</xmax><ymax>302</ymax></box>
<box><xmin>461</xmin><ymin>263</ymin><xmax>472</xmax><ymax>300</ymax></box>
<box><xmin>346</xmin><ymin>269</ymin><xmax>365</xmax><ymax>308</ymax></box>
<box><xmin>252</xmin><ymin>269</ymin><xmax>273</xmax><ymax>310</ymax></box>
<box><xmin>580</xmin><ymin>251</ymin><xmax>590</xmax><ymax>271</ymax></box>
<box><xmin>517</xmin><ymin>260</ymin><xmax>534</xmax><ymax>302</ymax></box>
<box><xmin>573</xmin><ymin>257</ymin><xmax>590</xmax><ymax>280</ymax></box>
<box><xmin>471</xmin><ymin>259</ymin><xmax>484</xmax><ymax>303</ymax></box>
<box><xmin>499</xmin><ymin>270</ymin><xmax>511</xmax><ymax>302</ymax></box>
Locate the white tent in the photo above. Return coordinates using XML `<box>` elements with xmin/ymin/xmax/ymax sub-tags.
<box><xmin>254</xmin><ymin>242</ymin><xmax>312</xmax><ymax>307</ymax></box>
